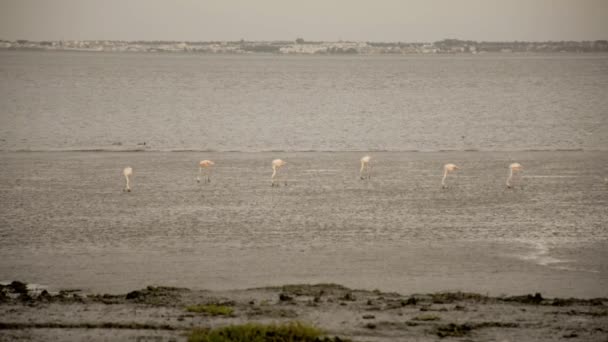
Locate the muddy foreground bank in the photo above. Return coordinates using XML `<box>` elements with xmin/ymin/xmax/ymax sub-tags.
<box><xmin>1</xmin><ymin>282</ymin><xmax>607</xmax><ymax>341</ymax></box>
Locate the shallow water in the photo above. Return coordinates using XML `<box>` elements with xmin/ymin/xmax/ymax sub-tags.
<box><xmin>0</xmin><ymin>151</ymin><xmax>606</xmax><ymax>297</ymax></box>
<box><xmin>1</xmin><ymin>51</ymin><xmax>607</xmax><ymax>152</ymax></box>
<box><xmin>1</xmin><ymin>51</ymin><xmax>607</xmax><ymax>297</ymax></box>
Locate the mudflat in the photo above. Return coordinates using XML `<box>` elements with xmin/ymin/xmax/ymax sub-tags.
<box><xmin>1</xmin><ymin>282</ymin><xmax>607</xmax><ymax>341</ymax></box>
<box><xmin>1</xmin><ymin>151</ymin><xmax>607</xmax><ymax>298</ymax></box>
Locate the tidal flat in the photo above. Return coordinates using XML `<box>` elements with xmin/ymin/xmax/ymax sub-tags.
<box><xmin>1</xmin><ymin>282</ymin><xmax>607</xmax><ymax>341</ymax></box>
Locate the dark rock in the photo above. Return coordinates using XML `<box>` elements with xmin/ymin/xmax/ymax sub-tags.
<box><xmin>362</xmin><ymin>314</ymin><xmax>375</xmax><ymax>319</ymax></box>
<box><xmin>403</xmin><ymin>297</ymin><xmax>417</xmax><ymax>306</ymax></box>
<box><xmin>38</xmin><ymin>290</ymin><xmax>51</xmax><ymax>301</ymax></box>
<box><xmin>9</xmin><ymin>281</ymin><xmax>28</xmax><ymax>294</ymax></box>
<box><xmin>589</xmin><ymin>298</ymin><xmax>605</xmax><ymax>306</ymax></box>
<box><xmin>341</xmin><ymin>292</ymin><xmax>356</xmax><ymax>301</ymax></box>
<box><xmin>18</xmin><ymin>293</ymin><xmax>32</xmax><ymax>302</ymax></box>
<box><xmin>126</xmin><ymin>290</ymin><xmax>143</xmax><ymax>300</ymax></box>
<box><xmin>279</xmin><ymin>293</ymin><xmax>293</xmax><ymax>301</ymax></box>
<box><xmin>365</xmin><ymin>323</ymin><xmax>376</xmax><ymax>329</ymax></box>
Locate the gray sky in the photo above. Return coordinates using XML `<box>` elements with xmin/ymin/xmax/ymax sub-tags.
<box><xmin>1</xmin><ymin>0</ymin><xmax>606</xmax><ymax>42</ymax></box>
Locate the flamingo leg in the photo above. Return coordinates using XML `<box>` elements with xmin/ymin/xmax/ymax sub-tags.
<box><xmin>360</xmin><ymin>162</ymin><xmax>365</xmax><ymax>180</ymax></box>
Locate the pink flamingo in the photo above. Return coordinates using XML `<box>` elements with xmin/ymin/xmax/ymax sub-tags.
<box><xmin>442</xmin><ymin>163</ymin><xmax>459</xmax><ymax>188</ymax></box>
<box><xmin>123</xmin><ymin>167</ymin><xmax>133</xmax><ymax>192</ymax></box>
<box><xmin>360</xmin><ymin>155</ymin><xmax>372</xmax><ymax>180</ymax></box>
<box><xmin>197</xmin><ymin>160</ymin><xmax>215</xmax><ymax>183</ymax></box>
<box><xmin>506</xmin><ymin>162</ymin><xmax>523</xmax><ymax>188</ymax></box>
<box><xmin>271</xmin><ymin>159</ymin><xmax>287</xmax><ymax>187</ymax></box>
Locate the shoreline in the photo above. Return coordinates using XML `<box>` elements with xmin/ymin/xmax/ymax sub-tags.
<box><xmin>1</xmin><ymin>282</ymin><xmax>607</xmax><ymax>341</ymax></box>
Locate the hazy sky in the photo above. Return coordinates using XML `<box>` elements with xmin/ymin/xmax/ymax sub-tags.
<box><xmin>1</xmin><ymin>0</ymin><xmax>606</xmax><ymax>42</ymax></box>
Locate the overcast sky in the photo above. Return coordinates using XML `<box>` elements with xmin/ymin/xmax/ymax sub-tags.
<box><xmin>1</xmin><ymin>0</ymin><xmax>606</xmax><ymax>42</ymax></box>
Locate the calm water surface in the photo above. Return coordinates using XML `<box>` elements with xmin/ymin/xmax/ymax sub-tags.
<box><xmin>1</xmin><ymin>51</ymin><xmax>607</xmax><ymax>152</ymax></box>
<box><xmin>0</xmin><ymin>51</ymin><xmax>607</xmax><ymax>297</ymax></box>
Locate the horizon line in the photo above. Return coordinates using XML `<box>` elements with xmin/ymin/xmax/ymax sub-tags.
<box><xmin>3</xmin><ymin>38</ymin><xmax>607</xmax><ymax>44</ymax></box>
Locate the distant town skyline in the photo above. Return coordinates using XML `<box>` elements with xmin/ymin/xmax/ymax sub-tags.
<box><xmin>1</xmin><ymin>0</ymin><xmax>607</xmax><ymax>42</ymax></box>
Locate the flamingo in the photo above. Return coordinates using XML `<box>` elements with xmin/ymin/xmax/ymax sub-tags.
<box><xmin>197</xmin><ymin>160</ymin><xmax>215</xmax><ymax>183</ymax></box>
<box><xmin>123</xmin><ymin>167</ymin><xmax>133</xmax><ymax>192</ymax></box>
<box><xmin>506</xmin><ymin>162</ymin><xmax>523</xmax><ymax>188</ymax></box>
<box><xmin>360</xmin><ymin>155</ymin><xmax>372</xmax><ymax>180</ymax></box>
<box><xmin>271</xmin><ymin>159</ymin><xmax>287</xmax><ymax>187</ymax></box>
<box><xmin>442</xmin><ymin>163</ymin><xmax>459</xmax><ymax>188</ymax></box>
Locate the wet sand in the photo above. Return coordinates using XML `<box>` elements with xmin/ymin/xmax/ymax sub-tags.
<box><xmin>0</xmin><ymin>151</ymin><xmax>607</xmax><ymax>298</ymax></box>
<box><xmin>1</xmin><ymin>283</ymin><xmax>607</xmax><ymax>341</ymax></box>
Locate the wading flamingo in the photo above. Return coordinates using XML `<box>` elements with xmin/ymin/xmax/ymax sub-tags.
<box><xmin>442</xmin><ymin>163</ymin><xmax>459</xmax><ymax>188</ymax></box>
<box><xmin>197</xmin><ymin>160</ymin><xmax>215</xmax><ymax>183</ymax></box>
<box><xmin>123</xmin><ymin>167</ymin><xmax>133</xmax><ymax>192</ymax></box>
<box><xmin>271</xmin><ymin>159</ymin><xmax>287</xmax><ymax>187</ymax></box>
<box><xmin>506</xmin><ymin>162</ymin><xmax>523</xmax><ymax>188</ymax></box>
<box><xmin>360</xmin><ymin>155</ymin><xmax>372</xmax><ymax>180</ymax></box>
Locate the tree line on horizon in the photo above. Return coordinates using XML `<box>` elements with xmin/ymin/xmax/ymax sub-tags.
<box><xmin>2</xmin><ymin>38</ymin><xmax>607</xmax><ymax>53</ymax></box>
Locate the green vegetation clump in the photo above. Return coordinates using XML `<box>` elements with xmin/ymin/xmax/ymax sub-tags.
<box><xmin>188</xmin><ymin>322</ymin><xmax>348</xmax><ymax>342</ymax></box>
<box><xmin>186</xmin><ymin>304</ymin><xmax>234</xmax><ymax>316</ymax></box>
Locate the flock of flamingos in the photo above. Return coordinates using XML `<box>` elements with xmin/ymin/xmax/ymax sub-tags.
<box><xmin>120</xmin><ymin>156</ymin><xmax>524</xmax><ymax>192</ymax></box>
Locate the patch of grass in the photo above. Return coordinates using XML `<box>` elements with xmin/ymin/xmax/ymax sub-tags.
<box><xmin>186</xmin><ymin>304</ymin><xmax>234</xmax><ymax>316</ymax></box>
<box><xmin>412</xmin><ymin>314</ymin><xmax>441</xmax><ymax>321</ymax></box>
<box><xmin>188</xmin><ymin>321</ymin><xmax>348</xmax><ymax>342</ymax></box>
